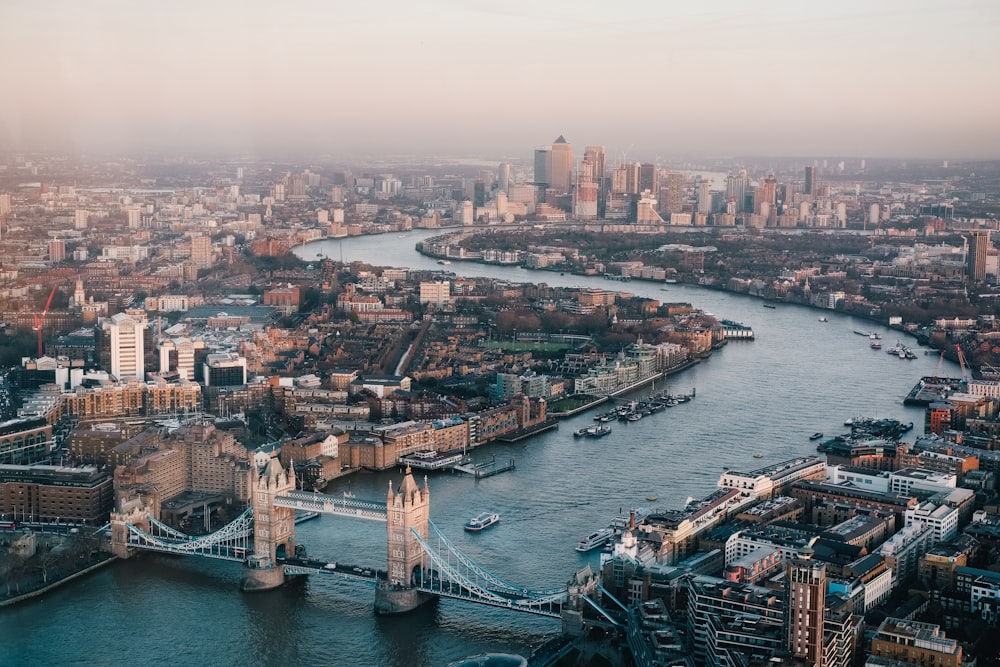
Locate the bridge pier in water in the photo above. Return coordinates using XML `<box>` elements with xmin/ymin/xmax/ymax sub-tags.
<box><xmin>242</xmin><ymin>456</ymin><xmax>296</xmax><ymax>592</ymax></box>
<box><xmin>375</xmin><ymin>466</ymin><xmax>435</xmax><ymax>614</ymax></box>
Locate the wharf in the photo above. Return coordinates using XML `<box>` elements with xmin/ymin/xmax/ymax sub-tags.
<box><xmin>398</xmin><ymin>449</ymin><xmax>470</xmax><ymax>471</ymax></box>
<box><xmin>903</xmin><ymin>376</ymin><xmax>967</xmax><ymax>406</ymax></box>
<box><xmin>494</xmin><ymin>419</ymin><xmax>559</xmax><ymax>443</ymax></box>
<box><xmin>453</xmin><ymin>456</ymin><xmax>516</xmax><ymax>479</ymax></box>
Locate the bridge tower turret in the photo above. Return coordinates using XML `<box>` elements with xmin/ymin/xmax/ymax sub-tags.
<box><xmin>375</xmin><ymin>466</ymin><xmax>435</xmax><ymax>614</ymax></box>
<box><xmin>241</xmin><ymin>456</ymin><xmax>296</xmax><ymax>591</ymax></box>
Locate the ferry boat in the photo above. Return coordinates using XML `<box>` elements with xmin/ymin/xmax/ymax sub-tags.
<box><xmin>870</xmin><ymin>340</ymin><xmax>882</xmax><ymax>349</ymax></box>
<box><xmin>574</xmin><ymin>425</ymin><xmax>612</xmax><ymax>438</ymax></box>
<box><xmin>576</xmin><ymin>528</ymin><xmax>615</xmax><ymax>552</ymax></box>
<box><xmin>464</xmin><ymin>512</ymin><xmax>500</xmax><ymax>532</ymax></box>
<box><xmin>437</xmin><ymin>259</ymin><xmax>451</xmax><ymax>265</ymax></box>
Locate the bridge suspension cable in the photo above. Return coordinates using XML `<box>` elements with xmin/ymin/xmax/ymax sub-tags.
<box><xmin>410</xmin><ymin>522</ymin><xmax>566</xmax><ymax>616</ymax></box>
<box><xmin>123</xmin><ymin>506</ymin><xmax>254</xmax><ymax>561</ymax></box>
<box><xmin>424</xmin><ymin>520</ymin><xmax>565</xmax><ymax>598</ymax></box>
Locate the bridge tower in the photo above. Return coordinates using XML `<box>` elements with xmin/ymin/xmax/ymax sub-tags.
<box><xmin>374</xmin><ymin>466</ymin><xmax>435</xmax><ymax>614</ymax></box>
<box><xmin>241</xmin><ymin>456</ymin><xmax>296</xmax><ymax>591</ymax></box>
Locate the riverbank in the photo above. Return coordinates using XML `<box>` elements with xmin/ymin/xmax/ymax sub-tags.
<box><xmin>0</xmin><ymin>553</ymin><xmax>118</xmax><ymax>608</ymax></box>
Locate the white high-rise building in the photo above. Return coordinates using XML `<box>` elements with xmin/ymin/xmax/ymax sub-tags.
<box><xmin>107</xmin><ymin>312</ymin><xmax>146</xmax><ymax>382</ymax></box>
<box><xmin>497</xmin><ymin>162</ymin><xmax>510</xmax><ymax>194</ymax></box>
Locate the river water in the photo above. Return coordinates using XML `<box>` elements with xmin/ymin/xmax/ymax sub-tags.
<box><xmin>2</xmin><ymin>230</ymin><xmax>958</xmax><ymax>667</ymax></box>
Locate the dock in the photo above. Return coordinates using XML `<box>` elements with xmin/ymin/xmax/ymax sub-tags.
<box><xmin>494</xmin><ymin>419</ymin><xmax>559</xmax><ymax>443</ymax></box>
<box><xmin>903</xmin><ymin>376</ymin><xmax>967</xmax><ymax>406</ymax></box>
<box><xmin>398</xmin><ymin>449</ymin><xmax>470</xmax><ymax>471</ymax></box>
<box><xmin>453</xmin><ymin>456</ymin><xmax>516</xmax><ymax>479</ymax></box>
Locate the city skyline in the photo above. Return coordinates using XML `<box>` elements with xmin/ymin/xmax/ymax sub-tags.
<box><xmin>1</xmin><ymin>0</ymin><xmax>999</xmax><ymax>160</ymax></box>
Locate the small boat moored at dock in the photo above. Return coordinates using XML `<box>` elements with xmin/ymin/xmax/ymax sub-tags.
<box><xmin>809</xmin><ymin>432</ymin><xmax>824</xmax><ymax>441</ymax></box>
<box><xmin>464</xmin><ymin>512</ymin><xmax>500</xmax><ymax>532</ymax></box>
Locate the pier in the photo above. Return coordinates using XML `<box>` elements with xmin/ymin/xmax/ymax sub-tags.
<box><xmin>494</xmin><ymin>419</ymin><xmax>559</xmax><ymax>443</ymax></box>
<box><xmin>398</xmin><ymin>450</ymin><xmax>470</xmax><ymax>471</ymax></box>
<box><xmin>453</xmin><ymin>456</ymin><xmax>516</xmax><ymax>479</ymax></box>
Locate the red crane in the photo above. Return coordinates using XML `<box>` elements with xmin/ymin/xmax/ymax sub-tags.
<box><xmin>31</xmin><ymin>286</ymin><xmax>57</xmax><ymax>357</ymax></box>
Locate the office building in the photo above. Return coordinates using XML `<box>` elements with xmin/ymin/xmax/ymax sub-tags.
<box><xmin>106</xmin><ymin>312</ymin><xmax>146</xmax><ymax>382</ymax></box>
<box><xmin>0</xmin><ymin>464</ymin><xmax>114</xmax><ymax>524</ymax></box>
<box><xmin>870</xmin><ymin>618</ymin><xmax>962</xmax><ymax>667</ymax></box>
<box><xmin>497</xmin><ymin>162</ymin><xmax>510</xmax><ymax>194</ymax></box>
<box><xmin>804</xmin><ymin>165</ymin><xmax>817</xmax><ymax>195</ymax></box>
<box><xmin>583</xmin><ymin>145</ymin><xmax>605</xmax><ymax>194</ymax></box>
<box><xmin>548</xmin><ymin>135</ymin><xmax>573</xmax><ymax>194</ymax></box>
<box><xmin>533</xmin><ymin>146</ymin><xmax>551</xmax><ymax>188</ymax></box>
<box><xmin>203</xmin><ymin>352</ymin><xmax>248</xmax><ymax>387</ymax></box>
<box><xmin>638</xmin><ymin>163</ymin><xmax>658</xmax><ymax>195</ymax></box>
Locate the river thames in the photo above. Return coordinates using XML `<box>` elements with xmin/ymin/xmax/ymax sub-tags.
<box><xmin>3</xmin><ymin>230</ymin><xmax>959</xmax><ymax>667</ymax></box>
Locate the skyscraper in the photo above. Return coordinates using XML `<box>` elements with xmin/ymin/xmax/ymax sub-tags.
<box><xmin>497</xmin><ymin>162</ymin><xmax>510</xmax><ymax>194</ymax></box>
<box><xmin>548</xmin><ymin>136</ymin><xmax>573</xmax><ymax>194</ymax></box>
<box><xmin>583</xmin><ymin>146</ymin><xmax>605</xmax><ymax>193</ymax></box>
<box><xmin>638</xmin><ymin>163</ymin><xmax>658</xmax><ymax>195</ymax></box>
<box><xmin>967</xmin><ymin>230</ymin><xmax>991</xmax><ymax>282</ymax></box>
<box><xmin>726</xmin><ymin>169</ymin><xmax>749</xmax><ymax>213</ymax></box>
<box><xmin>583</xmin><ymin>146</ymin><xmax>606</xmax><ymax>217</ymax></box>
<box><xmin>624</xmin><ymin>163</ymin><xmax>641</xmax><ymax>195</ymax></box>
<box><xmin>804</xmin><ymin>165</ymin><xmax>817</xmax><ymax>195</ymax></box>
<box><xmin>661</xmin><ymin>172</ymin><xmax>685</xmax><ymax>216</ymax></box>
<box><xmin>573</xmin><ymin>160</ymin><xmax>598</xmax><ymax>220</ymax></box>
<box><xmin>786</xmin><ymin>554</ymin><xmax>826</xmax><ymax>665</ymax></box>
<box><xmin>533</xmin><ymin>146</ymin><xmax>551</xmax><ymax>188</ymax></box>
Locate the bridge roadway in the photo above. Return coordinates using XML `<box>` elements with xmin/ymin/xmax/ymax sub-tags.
<box><xmin>274</xmin><ymin>490</ymin><xmax>388</xmax><ymax>521</ymax></box>
<box><xmin>282</xmin><ymin>557</ymin><xmax>383</xmax><ymax>582</ymax></box>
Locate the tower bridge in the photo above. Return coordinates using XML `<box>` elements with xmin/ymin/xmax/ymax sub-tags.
<box><xmin>110</xmin><ymin>457</ymin><xmax>601</xmax><ymax>626</ymax></box>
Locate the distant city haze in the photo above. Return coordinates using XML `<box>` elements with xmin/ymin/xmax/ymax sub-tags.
<box><xmin>2</xmin><ymin>0</ymin><xmax>998</xmax><ymax>159</ymax></box>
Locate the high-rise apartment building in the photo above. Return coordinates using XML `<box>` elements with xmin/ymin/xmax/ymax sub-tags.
<box><xmin>697</xmin><ymin>181</ymin><xmax>713</xmax><ymax>214</ymax></box>
<box><xmin>419</xmin><ymin>281</ymin><xmax>451</xmax><ymax>306</ymax></box>
<box><xmin>967</xmin><ymin>230</ymin><xmax>991</xmax><ymax>282</ymax></box>
<box><xmin>106</xmin><ymin>312</ymin><xmax>146</xmax><ymax>382</ymax></box>
<box><xmin>726</xmin><ymin>169</ymin><xmax>748</xmax><ymax>213</ymax></box>
<box><xmin>786</xmin><ymin>555</ymin><xmax>826</xmax><ymax>664</ymax></box>
<box><xmin>49</xmin><ymin>239</ymin><xmax>65</xmax><ymax>263</ymax></box>
<box><xmin>660</xmin><ymin>172</ymin><xmax>685</xmax><ymax>216</ymax></box>
<box><xmin>191</xmin><ymin>235</ymin><xmax>213</xmax><ymax>269</ymax></box>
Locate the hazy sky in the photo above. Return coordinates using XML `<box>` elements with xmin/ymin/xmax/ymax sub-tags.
<box><xmin>2</xmin><ymin>0</ymin><xmax>998</xmax><ymax>160</ymax></box>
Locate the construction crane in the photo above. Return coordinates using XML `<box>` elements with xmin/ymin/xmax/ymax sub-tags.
<box><xmin>31</xmin><ymin>286</ymin><xmax>57</xmax><ymax>357</ymax></box>
<box><xmin>955</xmin><ymin>344</ymin><xmax>970</xmax><ymax>383</ymax></box>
